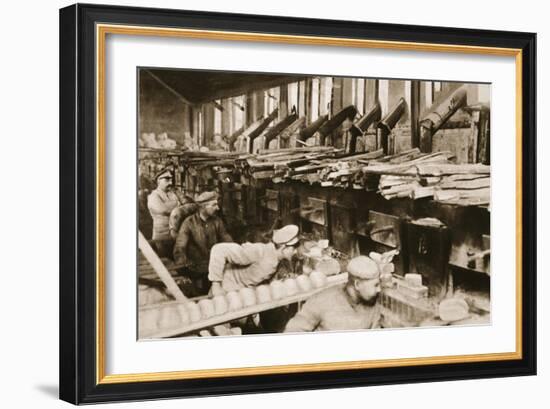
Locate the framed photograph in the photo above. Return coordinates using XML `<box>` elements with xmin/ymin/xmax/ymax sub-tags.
<box><xmin>59</xmin><ymin>3</ymin><xmax>536</xmax><ymax>404</ymax></box>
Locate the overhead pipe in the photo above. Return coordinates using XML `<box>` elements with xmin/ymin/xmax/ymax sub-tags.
<box><xmin>419</xmin><ymin>86</ymin><xmax>467</xmax><ymax>152</ymax></box>
<box><xmin>297</xmin><ymin>114</ymin><xmax>328</xmax><ymax>143</ymax></box>
<box><xmin>316</xmin><ymin>105</ymin><xmax>358</xmax><ymax>146</ymax></box>
<box><xmin>263</xmin><ymin>113</ymin><xmax>298</xmax><ymax>149</ymax></box>
<box><xmin>376</xmin><ymin>98</ymin><xmax>407</xmax><ymax>154</ymax></box>
<box><xmin>345</xmin><ymin>102</ymin><xmax>382</xmax><ymax>154</ymax></box>
<box><xmin>226</xmin><ymin>125</ymin><xmax>244</xmax><ymax>151</ymax></box>
<box><xmin>279</xmin><ymin>116</ymin><xmax>306</xmax><ymax>148</ymax></box>
<box><xmin>248</xmin><ymin>108</ymin><xmax>279</xmax><ymax>153</ymax></box>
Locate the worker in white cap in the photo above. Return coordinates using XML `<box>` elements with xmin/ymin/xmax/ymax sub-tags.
<box><xmin>173</xmin><ymin>191</ymin><xmax>232</xmax><ymax>295</ymax></box>
<box><xmin>284</xmin><ymin>255</ymin><xmax>384</xmax><ymax>333</ymax></box>
<box><xmin>208</xmin><ymin>224</ymin><xmax>300</xmax><ymax>295</ymax></box>
<box><xmin>147</xmin><ymin>168</ymin><xmax>181</xmax><ymax>258</ymax></box>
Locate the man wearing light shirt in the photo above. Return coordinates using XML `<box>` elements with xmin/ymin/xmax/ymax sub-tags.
<box><xmin>208</xmin><ymin>224</ymin><xmax>300</xmax><ymax>295</ymax></box>
<box><xmin>147</xmin><ymin>168</ymin><xmax>180</xmax><ymax>258</ymax></box>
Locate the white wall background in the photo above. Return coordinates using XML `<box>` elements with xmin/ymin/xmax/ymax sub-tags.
<box><xmin>0</xmin><ymin>0</ymin><xmax>545</xmax><ymax>407</ymax></box>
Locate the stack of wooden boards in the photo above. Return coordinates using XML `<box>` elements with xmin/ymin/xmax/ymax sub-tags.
<box><xmin>176</xmin><ymin>147</ymin><xmax>343</xmax><ymax>182</ymax></box>
<box><xmin>236</xmin><ymin>147</ymin><xmax>342</xmax><ymax>180</ymax></box>
<box><xmin>375</xmin><ymin>155</ymin><xmax>490</xmax><ymax>206</ymax></box>
<box><xmin>178</xmin><ymin>150</ymin><xmax>244</xmax><ymax>167</ymax></box>
<box><xmin>175</xmin><ymin>147</ymin><xmax>490</xmax><ymax>208</ymax></box>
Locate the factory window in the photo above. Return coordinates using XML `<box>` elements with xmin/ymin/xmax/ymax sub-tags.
<box><xmin>356</xmin><ymin>78</ymin><xmax>365</xmax><ymax>115</ymax></box>
<box><xmin>288</xmin><ymin>82</ymin><xmax>299</xmax><ymax>115</ymax></box>
<box><xmin>266</xmin><ymin>87</ymin><xmax>279</xmax><ymax>116</ymax></box>
<box><xmin>342</xmin><ymin>78</ymin><xmax>354</xmax><ymax>108</ymax></box>
<box><xmin>198</xmin><ymin>110</ymin><xmax>203</xmax><ymax>147</ymax></box>
<box><xmin>425</xmin><ymin>82</ymin><xmax>434</xmax><ymax>108</ymax></box>
<box><xmin>225</xmin><ymin>98</ymin><xmax>233</xmax><ymax>135</ymax></box>
<box><xmin>310</xmin><ymin>78</ymin><xmax>320</xmax><ymax>121</ymax></box>
<box><xmin>263</xmin><ymin>90</ymin><xmax>269</xmax><ymax>117</ymax></box>
<box><xmin>298</xmin><ymin>80</ymin><xmax>306</xmax><ymax>117</ymax></box>
<box><xmin>404</xmin><ymin>81</ymin><xmax>412</xmax><ymax>114</ymax></box>
<box><xmin>378</xmin><ymin>79</ymin><xmax>390</xmax><ymax>115</ymax></box>
<box><xmin>233</xmin><ymin>95</ymin><xmax>245</xmax><ymax>133</ymax></box>
<box><xmin>364</xmin><ymin>79</ymin><xmax>379</xmax><ymax>110</ymax></box>
<box><xmin>214</xmin><ymin>100</ymin><xmax>222</xmax><ymax>135</ymax></box>
<box><xmin>319</xmin><ymin>77</ymin><xmax>333</xmax><ymax>116</ymax></box>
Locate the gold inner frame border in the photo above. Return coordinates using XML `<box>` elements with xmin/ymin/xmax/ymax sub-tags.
<box><xmin>95</xmin><ymin>23</ymin><xmax>523</xmax><ymax>385</ymax></box>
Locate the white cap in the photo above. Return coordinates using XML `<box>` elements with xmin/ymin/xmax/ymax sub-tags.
<box><xmin>272</xmin><ymin>224</ymin><xmax>300</xmax><ymax>246</ymax></box>
<box><xmin>347</xmin><ymin>256</ymin><xmax>380</xmax><ymax>280</ymax></box>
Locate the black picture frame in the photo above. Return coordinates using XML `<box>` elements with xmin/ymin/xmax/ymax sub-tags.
<box><xmin>59</xmin><ymin>3</ymin><xmax>536</xmax><ymax>404</ymax></box>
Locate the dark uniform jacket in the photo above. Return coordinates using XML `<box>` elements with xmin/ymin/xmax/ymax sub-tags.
<box><xmin>173</xmin><ymin>212</ymin><xmax>232</xmax><ymax>275</ymax></box>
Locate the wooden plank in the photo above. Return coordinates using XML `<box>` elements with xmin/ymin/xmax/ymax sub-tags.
<box><xmin>434</xmin><ymin>187</ymin><xmax>490</xmax><ymax>202</ymax></box>
<box><xmin>439</xmin><ymin>177</ymin><xmax>490</xmax><ymax>190</ymax></box>
<box><xmin>416</xmin><ymin>163</ymin><xmax>490</xmax><ymax>176</ymax></box>
<box><xmin>181</xmin><ymin>151</ymin><xmax>243</xmax><ymax>158</ymax></box>
<box><xmin>410</xmin><ymin>80</ymin><xmax>421</xmax><ymax>149</ymax></box>
<box><xmin>468</xmin><ymin>111</ymin><xmax>480</xmax><ymax>163</ymax></box>
<box><xmin>445</xmin><ymin>198</ymin><xmax>490</xmax><ymax>206</ymax></box>
<box><xmin>419</xmin><ymin>126</ymin><xmax>432</xmax><ymax>153</ymax></box>
<box><xmin>138</xmin><ymin>231</ymin><xmax>188</xmax><ymax>302</ymax></box>
<box><xmin>364</xmin><ymin>151</ymin><xmax>454</xmax><ymax>174</ymax></box>
<box><xmin>442</xmin><ymin>173</ymin><xmax>489</xmax><ymax>182</ymax></box>
<box><xmin>388</xmin><ymin>148</ymin><xmax>422</xmax><ymax>164</ymax></box>
<box><xmin>380</xmin><ymin>183</ymin><xmax>416</xmax><ymax>195</ymax></box>
<box><xmin>420</xmin><ymin>176</ymin><xmax>442</xmax><ymax>186</ymax></box>
<box><xmin>379</xmin><ymin>176</ymin><xmax>417</xmax><ymax>188</ymax></box>
<box><xmin>256</xmin><ymin>146</ymin><xmax>335</xmax><ymax>155</ymax></box>
<box><xmin>433</xmin><ymin>190</ymin><xmax>458</xmax><ymax>201</ymax></box>
<box><xmin>338</xmin><ymin>149</ymin><xmax>384</xmax><ymax>162</ymax></box>
<box><xmin>477</xmin><ymin>109</ymin><xmax>490</xmax><ymax>164</ymax></box>
<box><xmin>250</xmin><ymin>170</ymin><xmax>276</xmax><ymax>179</ymax></box>
<box><xmin>411</xmin><ymin>186</ymin><xmax>435</xmax><ymax>199</ymax></box>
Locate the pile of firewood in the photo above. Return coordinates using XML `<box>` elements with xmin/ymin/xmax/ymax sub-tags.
<box><xmin>425</xmin><ymin>165</ymin><xmax>490</xmax><ymax>206</ymax></box>
<box><xmin>373</xmin><ymin>150</ymin><xmax>456</xmax><ymax>199</ymax></box>
<box><xmin>237</xmin><ymin>147</ymin><xmax>342</xmax><ymax>181</ymax></box>
<box><xmin>377</xmin><ymin>161</ymin><xmax>490</xmax><ymax>205</ymax></box>
<box><xmin>177</xmin><ymin>146</ymin><xmax>490</xmax><ymax>207</ymax></box>
<box><xmin>348</xmin><ymin>149</ymin><xmax>450</xmax><ymax>193</ymax></box>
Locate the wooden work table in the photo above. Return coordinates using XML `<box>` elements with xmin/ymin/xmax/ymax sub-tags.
<box><xmin>140</xmin><ymin>273</ymin><xmax>348</xmax><ymax>339</ymax></box>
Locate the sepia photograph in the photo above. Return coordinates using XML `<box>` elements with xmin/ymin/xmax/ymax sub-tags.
<box><xmin>137</xmin><ymin>68</ymin><xmax>491</xmax><ymax>340</ymax></box>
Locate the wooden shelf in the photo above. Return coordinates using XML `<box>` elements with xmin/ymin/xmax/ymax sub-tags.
<box><xmin>140</xmin><ymin>273</ymin><xmax>348</xmax><ymax>339</ymax></box>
